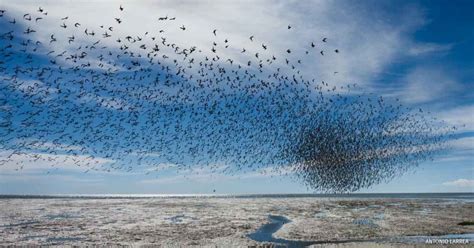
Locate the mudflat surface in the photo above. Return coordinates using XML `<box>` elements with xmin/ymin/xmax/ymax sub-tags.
<box><xmin>0</xmin><ymin>197</ymin><xmax>473</xmax><ymax>247</ymax></box>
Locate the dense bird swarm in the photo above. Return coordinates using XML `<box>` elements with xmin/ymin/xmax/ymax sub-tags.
<box><xmin>0</xmin><ymin>6</ymin><xmax>455</xmax><ymax>192</ymax></box>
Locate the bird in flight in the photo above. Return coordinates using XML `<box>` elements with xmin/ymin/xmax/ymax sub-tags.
<box><xmin>0</xmin><ymin>3</ymin><xmax>451</xmax><ymax>194</ymax></box>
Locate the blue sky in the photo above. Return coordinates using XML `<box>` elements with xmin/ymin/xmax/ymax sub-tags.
<box><xmin>0</xmin><ymin>0</ymin><xmax>473</xmax><ymax>194</ymax></box>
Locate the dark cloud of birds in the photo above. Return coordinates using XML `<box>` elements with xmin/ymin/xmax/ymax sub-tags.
<box><xmin>0</xmin><ymin>6</ymin><xmax>456</xmax><ymax>192</ymax></box>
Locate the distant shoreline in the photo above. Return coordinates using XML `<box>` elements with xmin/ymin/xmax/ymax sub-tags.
<box><xmin>0</xmin><ymin>192</ymin><xmax>472</xmax><ymax>199</ymax></box>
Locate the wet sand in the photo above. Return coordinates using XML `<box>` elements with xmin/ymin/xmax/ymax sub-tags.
<box><xmin>0</xmin><ymin>196</ymin><xmax>473</xmax><ymax>247</ymax></box>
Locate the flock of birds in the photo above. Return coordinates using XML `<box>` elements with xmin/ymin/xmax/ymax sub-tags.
<box><xmin>0</xmin><ymin>5</ymin><xmax>455</xmax><ymax>192</ymax></box>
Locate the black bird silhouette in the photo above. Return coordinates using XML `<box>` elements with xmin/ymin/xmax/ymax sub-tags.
<box><xmin>0</xmin><ymin>4</ymin><xmax>454</xmax><ymax>193</ymax></box>
<box><xmin>50</xmin><ymin>34</ymin><xmax>56</xmax><ymax>43</ymax></box>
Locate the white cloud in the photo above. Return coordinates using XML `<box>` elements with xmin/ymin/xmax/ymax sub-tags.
<box><xmin>0</xmin><ymin>173</ymin><xmax>103</xmax><ymax>184</ymax></box>
<box><xmin>443</xmin><ymin>179</ymin><xmax>474</xmax><ymax>188</ymax></box>
<box><xmin>144</xmin><ymin>163</ymin><xmax>177</xmax><ymax>173</ymax></box>
<box><xmin>438</xmin><ymin>105</ymin><xmax>474</xmax><ymax>132</ymax></box>
<box><xmin>139</xmin><ymin>164</ymin><xmax>294</xmax><ymax>184</ymax></box>
<box><xmin>2</xmin><ymin>0</ymin><xmax>428</xmax><ymax>90</ymax></box>
<box><xmin>0</xmin><ymin>149</ymin><xmax>114</xmax><ymax>174</ymax></box>
<box><xmin>2</xmin><ymin>0</ymin><xmax>471</xmax><ymax>188</ymax></box>
<box><xmin>435</xmin><ymin>136</ymin><xmax>474</xmax><ymax>163</ymax></box>
<box><xmin>400</xmin><ymin>66</ymin><xmax>462</xmax><ymax>104</ymax></box>
<box><xmin>408</xmin><ymin>42</ymin><xmax>453</xmax><ymax>56</ymax></box>
<box><xmin>449</xmin><ymin>136</ymin><xmax>474</xmax><ymax>150</ymax></box>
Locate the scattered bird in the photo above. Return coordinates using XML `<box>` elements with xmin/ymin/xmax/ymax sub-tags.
<box><xmin>23</xmin><ymin>14</ymin><xmax>31</xmax><ymax>21</ymax></box>
<box><xmin>50</xmin><ymin>34</ymin><xmax>56</xmax><ymax>43</ymax></box>
<box><xmin>0</xmin><ymin>5</ymin><xmax>454</xmax><ymax>193</ymax></box>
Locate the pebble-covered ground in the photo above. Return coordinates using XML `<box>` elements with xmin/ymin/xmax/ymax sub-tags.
<box><xmin>0</xmin><ymin>197</ymin><xmax>473</xmax><ymax>247</ymax></box>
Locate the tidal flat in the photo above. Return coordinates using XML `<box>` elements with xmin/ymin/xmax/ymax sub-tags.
<box><xmin>0</xmin><ymin>195</ymin><xmax>473</xmax><ymax>247</ymax></box>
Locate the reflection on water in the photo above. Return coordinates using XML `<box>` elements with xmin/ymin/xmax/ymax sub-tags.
<box><xmin>248</xmin><ymin>215</ymin><xmax>474</xmax><ymax>247</ymax></box>
<box><xmin>46</xmin><ymin>237</ymin><xmax>84</xmax><ymax>243</ymax></box>
<box><xmin>44</xmin><ymin>213</ymin><xmax>79</xmax><ymax>220</ymax></box>
<box><xmin>165</xmin><ymin>214</ymin><xmax>198</xmax><ymax>224</ymax></box>
<box><xmin>247</xmin><ymin>215</ymin><xmax>317</xmax><ymax>248</ymax></box>
<box><xmin>1</xmin><ymin>221</ymin><xmax>39</xmax><ymax>228</ymax></box>
<box><xmin>352</xmin><ymin>218</ymin><xmax>378</xmax><ymax>228</ymax></box>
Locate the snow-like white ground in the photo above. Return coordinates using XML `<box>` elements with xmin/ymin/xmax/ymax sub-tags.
<box><xmin>0</xmin><ymin>197</ymin><xmax>473</xmax><ymax>247</ymax></box>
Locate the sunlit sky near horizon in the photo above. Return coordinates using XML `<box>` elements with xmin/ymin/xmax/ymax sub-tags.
<box><xmin>0</xmin><ymin>0</ymin><xmax>473</xmax><ymax>194</ymax></box>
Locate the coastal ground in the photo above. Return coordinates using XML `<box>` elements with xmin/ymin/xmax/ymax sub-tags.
<box><xmin>0</xmin><ymin>196</ymin><xmax>473</xmax><ymax>247</ymax></box>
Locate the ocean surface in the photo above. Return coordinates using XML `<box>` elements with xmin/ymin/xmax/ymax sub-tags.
<box><xmin>0</xmin><ymin>192</ymin><xmax>472</xmax><ymax>200</ymax></box>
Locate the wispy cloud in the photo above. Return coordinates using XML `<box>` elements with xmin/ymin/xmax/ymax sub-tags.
<box><xmin>408</xmin><ymin>42</ymin><xmax>453</xmax><ymax>56</ymax></box>
<box><xmin>0</xmin><ymin>173</ymin><xmax>103</xmax><ymax>184</ymax></box>
<box><xmin>139</xmin><ymin>164</ymin><xmax>295</xmax><ymax>185</ymax></box>
<box><xmin>0</xmin><ymin>149</ymin><xmax>114</xmax><ymax>173</ymax></box>
<box><xmin>442</xmin><ymin>179</ymin><xmax>474</xmax><ymax>188</ymax></box>
<box><xmin>3</xmin><ymin>0</ymin><xmax>430</xmax><ymax>90</ymax></box>
<box><xmin>400</xmin><ymin>66</ymin><xmax>462</xmax><ymax>104</ymax></box>
<box><xmin>1</xmin><ymin>1</ymin><xmax>472</xmax><ymax>194</ymax></box>
<box><xmin>438</xmin><ymin>105</ymin><xmax>474</xmax><ymax>132</ymax></box>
